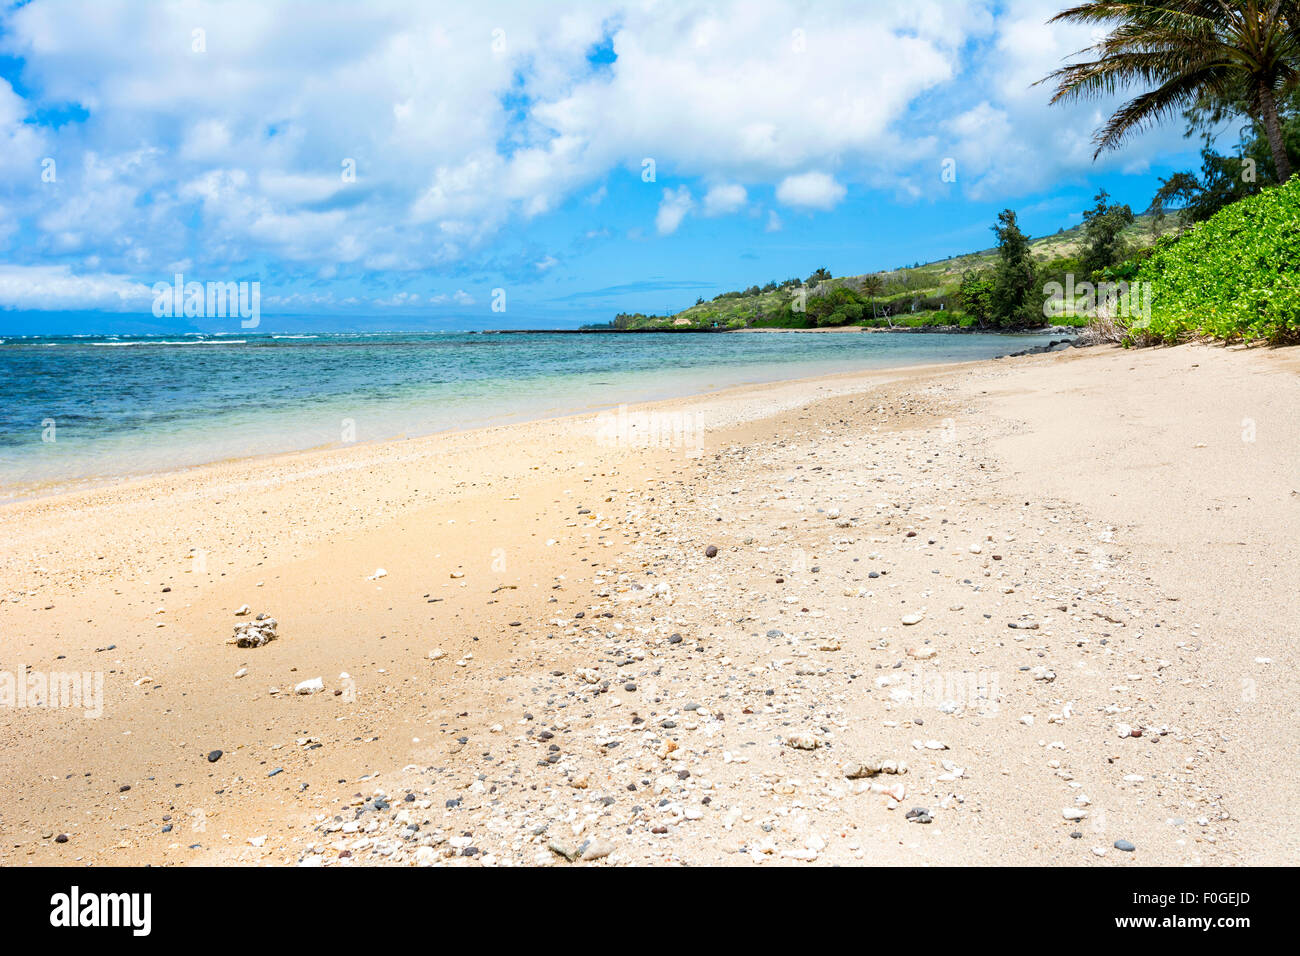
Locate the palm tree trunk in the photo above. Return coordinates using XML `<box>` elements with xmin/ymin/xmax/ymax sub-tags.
<box><xmin>1259</xmin><ymin>82</ymin><xmax>1292</xmax><ymax>183</ymax></box>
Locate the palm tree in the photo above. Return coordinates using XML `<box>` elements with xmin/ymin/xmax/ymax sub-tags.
<box><xmin>860</xmin><ymin>273</ymin><xmax>883</xmax><ymax>319</ymax></box>
<box><xmin>1039</xmin><ymin>1</ymin><xmax>1300</xmax><ymax>182</ymax></box>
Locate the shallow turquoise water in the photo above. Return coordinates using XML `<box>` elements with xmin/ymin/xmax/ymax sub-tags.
<box><xmin>0</xmin><ymin>330</ymin><xmax>1060</xmax><ymax>495</ymax></box>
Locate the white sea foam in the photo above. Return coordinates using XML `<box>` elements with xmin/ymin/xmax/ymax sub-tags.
<box><xmin>90</xmin><ymin>339</ymin><xmax>247</xmax><ymax>346</ymax></box>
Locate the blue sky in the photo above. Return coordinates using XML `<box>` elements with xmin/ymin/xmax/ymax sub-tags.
<box><xmin>0</xmin><ymin>0</ymin><xmax>1212</xmax><ymax>334</ymax></box>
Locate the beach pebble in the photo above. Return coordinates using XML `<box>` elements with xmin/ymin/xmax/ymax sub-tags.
<box><xmin>294</xmin><ymin>677</ymin><xmax>324</xmax><ymax>695</ymax></box>
<box><xmin>231</xmin><ymin>617</ymin><xmax>277</xmax><ymax>648</ymax></box>
<box><xmin>580</xmin><ymin>839</ymin><xmax>614</xmax><ymax>861</ymax></box>
<box><xmin>901</xmin><ymin>612</ymin><xmax>924</xmax><ymax>625</ymax></box>
<box><xmin>1114</xmin><ymin>839</ymin><xmax>1136</xmax><ymax>852</ymax></box>
<box><xmin>843</xmin><ymin>758</ymin><xmax>906</xmax><ymax>778</ymax></box>
<box><xmin>782</xmin><ymin>847</ymin><xmax>819</xmax><ymax>860</ymax></box>
<box><xmin>207</xmin><ymin>750</ymin><xmax>223</xmax><ymax>763</ymax></box>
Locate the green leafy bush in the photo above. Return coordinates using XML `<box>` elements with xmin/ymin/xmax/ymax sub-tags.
<box><xmin>1135</xmin><ymin>176</ymin><xmax>1300</xmax><ymax>345</ymax></box>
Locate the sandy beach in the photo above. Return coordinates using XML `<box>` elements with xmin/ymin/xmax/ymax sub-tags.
<box><xmin>2</xmin><ymin>342</ymin><xmax>1297</xmax><ymax>867</ymax></box>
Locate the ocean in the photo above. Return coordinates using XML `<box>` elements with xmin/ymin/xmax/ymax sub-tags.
<box><xmin>0</xmin><ymin>329</ymin><xmax>1062</xmax><ymax>498</ymax></box>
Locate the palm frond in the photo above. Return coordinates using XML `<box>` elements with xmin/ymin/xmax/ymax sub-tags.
<box><xmin>1038</xmin><ymin>0</ymin><xmax>1300</xmax><ymax>167</ymax></box>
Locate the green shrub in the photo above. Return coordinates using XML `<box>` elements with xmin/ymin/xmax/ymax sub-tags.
<box><xmin>1135</xmin><ymin>176</ymin><xmax>1300</xmax><ymax>345</ymax></box>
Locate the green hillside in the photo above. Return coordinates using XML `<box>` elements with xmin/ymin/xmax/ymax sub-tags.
<box><xmin>606</xmin><ymin>213</ymin><xmax>1176</xmax><ymax>332</ymax></box>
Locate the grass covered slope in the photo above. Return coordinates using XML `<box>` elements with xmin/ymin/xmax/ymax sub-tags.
<box><xmin>608</xmin><ymin>214</ymin><xmax>1171</xmax><ymax>332</ymax></box>
<box><xmin>1136</xmin><ymin>176</ymin><xmax>1300</xmax><ymax>345</ymax></box>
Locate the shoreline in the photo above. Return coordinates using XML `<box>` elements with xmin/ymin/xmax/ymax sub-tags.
<box><xmin>488</xmin><ymin>324</ymin><xmax>1083</xmax><ymax>335</ymax></box>
<box><xmin>3</xmin><ymin>342</ymin><xmax>1296</xmax><ymax>867</ymax></box>
<box><xmin>0</xmin><ymin>342</ymin><xmax>1071</xmax><ymax>506</ymax></box>
<box><xmin>0</xmin><ymin>354</ymin><xmax>991</xmax><ymax>507</ymax></box>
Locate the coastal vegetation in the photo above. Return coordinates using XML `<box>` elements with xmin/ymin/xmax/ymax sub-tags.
<box><xmin>603</xmin><ymin>209</ymin><xmax>1172</xmax><ymax>333</ymax></box>
<box><xmin>1039</xmin><ymin>0</ymin><xmax>1300</xmax><ymax>345</ymax></box>
<box><xmin>1130</xmin><ymin>172</ymin><xmax>1300</xmax><ymax>344</ymax></box>
<box><xmin>1151</xmin><ymin>90</ymin><xmax>1300</xmax><ymax>227</ymax></box>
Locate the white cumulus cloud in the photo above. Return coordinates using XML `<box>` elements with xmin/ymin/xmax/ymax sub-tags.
<box><xmin>0</xmin><ymin>264</ymin><xmax>153</xmax><ymax>310</ymax></box>
<box><xmin>775</xmin><ymin>171</ymin><xmax>846</xmax><ymax>210</ymax></box>
<box><xmin>702</xmin><ymin>183</ymin><xmax>747</xmax><ymax>216</ymax></box>
<box><xmin>655</xmin><ymin>186</ymin><xmax>695</xmax><ymax>235</ymax></box>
